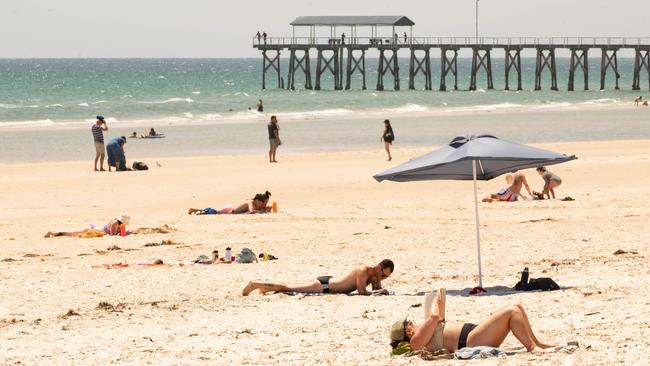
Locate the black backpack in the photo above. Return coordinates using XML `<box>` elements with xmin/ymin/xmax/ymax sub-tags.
<box><xmin>132</xmin><ymin>161</ymin><xmax>148</xmax><ymax>171</ymax></box>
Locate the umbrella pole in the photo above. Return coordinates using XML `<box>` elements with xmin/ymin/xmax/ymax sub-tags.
<box><xmin>472</xmin><ymin>160</ymin><xmax>483</xmax><ymax>288</ymax></box>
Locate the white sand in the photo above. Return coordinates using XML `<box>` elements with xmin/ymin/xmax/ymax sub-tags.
<box><xmin>1</xmin><ymin>140</ymin><xmax>649</xmax><ymax>364</ymax></box>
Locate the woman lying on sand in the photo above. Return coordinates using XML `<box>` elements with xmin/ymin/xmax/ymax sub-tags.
<box><xmin>188</xmin><ymin>191</ymin><xmax>272</xmax><ymax>215</ymax></box>
<box><xmin>390</xmin><ymin>291</ymin><xmax>554</xmax><ymax>353</ymax></box>
<box><xmin>44</xmin><ymin>213</ymin><xmax>130</xmax><ymax>238</ymax></box>
<box><xmin>483</xmin><ymin>172</ymin><xmax>532</xmax><ymax>202</ymax></box>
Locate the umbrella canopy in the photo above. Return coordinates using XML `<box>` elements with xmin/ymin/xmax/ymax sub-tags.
<box><xmin>373</xmin><ymin>134</ymin><xmax>577</xmax><ymax>289</ymax></box>
<box><xmin>374</xmin><ymin>134</ymin><xmax>577</xmax><ymax>182</ymax></box>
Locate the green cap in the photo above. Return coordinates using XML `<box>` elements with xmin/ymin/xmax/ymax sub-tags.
<box><xmin>389</xmin><ymin>315</ymin><xmax>408</xmax><ymax>342</ymax></box>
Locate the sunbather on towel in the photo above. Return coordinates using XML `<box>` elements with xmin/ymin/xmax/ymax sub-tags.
<box><xmin>390</xmin><ymin>292</ymin><xmax>555</xmax><ymax>353</ymax></box>
<box><xmin>188</xmin><ymin>191</ymin><xmax>272</xmax><ymax>215</ymax></box>
<box><xmin>242</xmin><ymin>259</ymin><xmax>394</xmax><ymax>296</ymax></box>
<box><xmin>483</xmin><ymin>172</ymin><xmax>532</xmax><ymax>202</ymax></box>
<box><xmin>44</xmin><ymin>213</ymin><xmax>130</xmax><ymax>238</ymax></box>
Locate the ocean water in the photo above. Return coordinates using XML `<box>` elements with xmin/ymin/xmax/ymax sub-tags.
<box><xmin>0</xmin><ymin>58</ymin><xmax>649</xmax><ymax>162</ymax></box>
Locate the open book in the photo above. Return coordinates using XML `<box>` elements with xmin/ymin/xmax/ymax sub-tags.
<box><xmin>424</xmin><ymin>288</ymin><xmax>446</xmax><ymax>320</ymax></box>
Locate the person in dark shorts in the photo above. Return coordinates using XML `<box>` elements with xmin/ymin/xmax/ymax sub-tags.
<box><xmin>381</xmin><ymin>119</ymin><xmax>395</xmax><ymax>161</ymax></box>
<box><xmin>390</xmin><ymin>292</ymin><xmax>555</xmax><ymax>353</ymax></box>
<box><xmin>242</xmin><ymin>259</ymin><xmax>394</xmax><ymax>296</ymax></box>
<box><xmin>257</xmin><ymin>99</ymin><xmax>264</xmax><ymax>112</ymax></box>
<box><xmin>92</xmin><ymin>116</ymin><xmax>108</xmax><ymax>171</ymax></box>
<box><xmin>267</xmin><ymin>115</ymin><xmax>281</xmax><ymax>163</ymax></box>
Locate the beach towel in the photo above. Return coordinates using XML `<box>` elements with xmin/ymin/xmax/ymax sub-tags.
<box><xmin>92</xmin><ymin>263</ymin><xmax>129</xmax><ymax>269</ymax></box>
<box><xmin>79</xmin><ymin>229</ymin><xmax>104</xmax><ymax>238</ymax></box>
<box><xmin>455</xmin><ymin>346</ymin><xmax>506</xmax><ymax>359</ymax></box>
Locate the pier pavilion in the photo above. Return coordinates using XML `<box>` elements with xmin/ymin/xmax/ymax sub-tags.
<box><xmin>253</xmin><ymin>16</ymin><xmax>650</xmax><ymax>92</ymax></box>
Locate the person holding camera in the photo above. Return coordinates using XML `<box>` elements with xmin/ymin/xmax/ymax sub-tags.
<box><xmin>92</xmin><ymin>115</ymin><xmax>108</xmax><ymax>171</ymax></box>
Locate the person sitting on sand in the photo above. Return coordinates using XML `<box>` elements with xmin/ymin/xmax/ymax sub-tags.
<box><xmin>45</xmin><ymin>213</ymin><xmax>130</xmax><ymax>238</ymax></box>
<box><xmin>536</xmin><ymin>166</ymin><xmax>562</xmax><ymax>199</ymax></box>
<box><xmin>188</xmin><ymin>191</ymin><xmax>272</xmax><ymax>215</ymax></box>
<box><xmin>634</xmin><ymin>96</ymin><xmax>642</xmax><ymax>106</ymax></box>
<box><xmin>483</xmin><ymin>171</ymin><xmax>532</xmax><ymax>202</ymax></box>
<box><xmin>389</xmin><ymin>291</ymin><xmax>554</xmax><ymax>353</ymax></box>
<box><xmin>242</xmin><ymin>259</ymin><xmax>394</xmax><ymax>296</ymax></box>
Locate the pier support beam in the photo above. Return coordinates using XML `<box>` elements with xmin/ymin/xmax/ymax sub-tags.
<box><xmin>345</xmin><ymin>47</ymin><xmax>367</xmax><ymax>90</ymax></box>
<box><xmin>376</xmin><ymin>48</ymin><xmax>400</xmax><ymax>91</ymax></box>
<box><xmin>261</xmin><ymin>49</ymin><xmax>281</xmax><ymax>90</ymax></box>
<box><xmin>568</xmin><ymin>48</ymin><xmax>589</xmax><ymax>91</ymax></box>
<box><xmin>408</xmin><ymin>48</ymin><xmax>432</xmax><ymax>90</ymax></box>
<box><xmin>600</xmin><ymin>48</ymin><xmax>620</xmax><ymax>90</ymax></box>
<box><xmin>632</xmin><ymin>48</ymin><xmax>650</xmax><ymax>91</ymax></box>
<box><xmin>534</xmin><ymin>47</ymin><xmax>558</xmax><ymax>91</ymax></box>
<box><xmin>439</xmin><ymin>47</ymin><xmax>458</xmax><ymax>91</ymax></box>
<box><xmin>469</xmin><ymin>47</ymin><xmax>493</xmax><ymax>91</ymax></box>
<box><xmin>287</xmin><ymin>48</ymin><xmax>312</xmax><ymax>90</ymax></box>
<box><xmin>315</xmin><ymin>47</ymin><xmax>341</xmax><ymax>90</ymax></box>
<box><xmin>504</xmin><ymin>47</ymin><xmax>522</xmax><ymax>91</ymax></box>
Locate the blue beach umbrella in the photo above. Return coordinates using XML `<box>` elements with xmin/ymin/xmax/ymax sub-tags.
<box><xmin>373</xmin><ymin>134</ymin><xmax>577</xmax><ymax>288</ymax></box>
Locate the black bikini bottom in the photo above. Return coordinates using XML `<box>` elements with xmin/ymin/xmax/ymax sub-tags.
<box><xmin>458</xmin><ymin>323</ymin><xmax>477</xmax><ymax>349</ymax></box>
<box><xmin>317</xmin><ymin>276</ymin><xmax>333</xmax><ymax>293</ymax></box>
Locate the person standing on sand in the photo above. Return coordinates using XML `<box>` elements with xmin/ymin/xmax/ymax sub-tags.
<box><xmin>92</xmin><ymin>116</ymin><xmax>108</xmax><ymax>171</ymax></box>
<box><xmin>268</xmin><ymin>115</ymin><xmax>281</xmax><ymax>163</ymax></box>
<box><xmin>242</xmin><ymin>259</ymin><xmax>394</xmax><ymax>296</ymax></box>
<box><xmin>381</xmin><ymin>119</ymin><xmax>395</xmax><ymax>161</ymax></box>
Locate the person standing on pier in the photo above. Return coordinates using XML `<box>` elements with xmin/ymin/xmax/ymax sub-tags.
<box><xmin>256</xmin><ymin>31</ymin><xmax>261</xmax><ymax>44</ymax></box>
<box><xmin>403</xmin><ymin>32</ymin><xmax>408</xmax><ymax>44</ymax></box>
<box><xmin>268</xmin><ymin>115</ymin><xmax>281</xmax><ymax>163</ymax></box>
<box><xmin>262</xmin><ymin>31</ymin><xmax>267</xmax><ymax>45</ymax></box>
<box><xmin>381</xmin><ymin>119</ymin><xmax>395</xmax><ymax>161</ymax></box>
<box><xmin>341</xmin><ymin>33</ymin><xmax>346</xmax><ymax>45</ymax></box>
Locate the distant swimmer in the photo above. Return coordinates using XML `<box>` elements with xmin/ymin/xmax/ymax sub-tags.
<box><xmin>129</xmin><ymin>131</ymin><xmax>142</xmax><ymax>138</ymax></box>
<box><xmin>257</xmin><ymin>99</ymin><xmax>264</xmax><ymax>112</ymax></box>
<box><xmin>149</xmin><ymin>128</ymin><xmax>158</xmax><ymax>136</ymax></box>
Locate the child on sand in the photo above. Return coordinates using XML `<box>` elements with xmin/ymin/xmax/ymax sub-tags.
<box><xmin>45</xmin><ymin>213</ymin><xmax>130</xmax><ymax>238</ymax></box>
<box><xmin>536</xmin><ymin>166</ymin><xmax>562</xmax><ymax>199</ymax></box>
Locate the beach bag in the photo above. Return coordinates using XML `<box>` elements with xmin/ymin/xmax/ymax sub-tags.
<box><xmin>525</xmin><ymin>277</ymin><xmax>560</xmax><ymax>291</ymax></box>
<box><xmin>132</xmin><ymin>161</ymin><xmax>148</xmax><ymax>170</ymax></box>
<box><xmin>236</xmin><ymin>248</ymin><xmax>255</xmax><ymax>263</ymax></box>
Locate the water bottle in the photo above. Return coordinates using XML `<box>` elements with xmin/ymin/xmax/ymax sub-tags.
<box><xmin>521</xmin><ymin>267</ymin><xmax>529</xmax><ymax>285</ymax></box>
<box><xmin>225</xmin><ymin>247</ymin><xmax>232</xmax><ymax>263</ymax></box>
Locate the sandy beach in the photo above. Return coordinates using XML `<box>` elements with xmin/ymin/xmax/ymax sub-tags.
<box><xmin>1</xmin><ymin>139</ymin><xmax>649</xmax><ymax>365</ymax></box>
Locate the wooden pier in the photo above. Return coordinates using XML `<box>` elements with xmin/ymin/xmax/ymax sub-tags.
<box><xmin>254</xmin><ymin>16</ymin><xmax>650</xmax><ymax>91</ymax></box>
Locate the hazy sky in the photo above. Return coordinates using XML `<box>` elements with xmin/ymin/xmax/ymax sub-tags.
<box><xmin>1</xmin><ymin>0</ymin><xmax>647</xmax><ymax>58</ymax></box>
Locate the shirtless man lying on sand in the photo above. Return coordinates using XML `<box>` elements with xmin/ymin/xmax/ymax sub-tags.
<box><xmin>242</xmin><ymin>259</ymin><xmax>394</xmax><ymax>296</ymax></box>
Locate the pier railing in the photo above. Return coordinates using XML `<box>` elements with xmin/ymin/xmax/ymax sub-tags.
<box><xmin>254</xmin><ymin>36</ymin><xmax>650</xmax><ymax>48</ymax></box>
<box><xmin>253</xmin><ymin>35</ymin><xmax>650</xmax><ymax>91</ymax></box>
